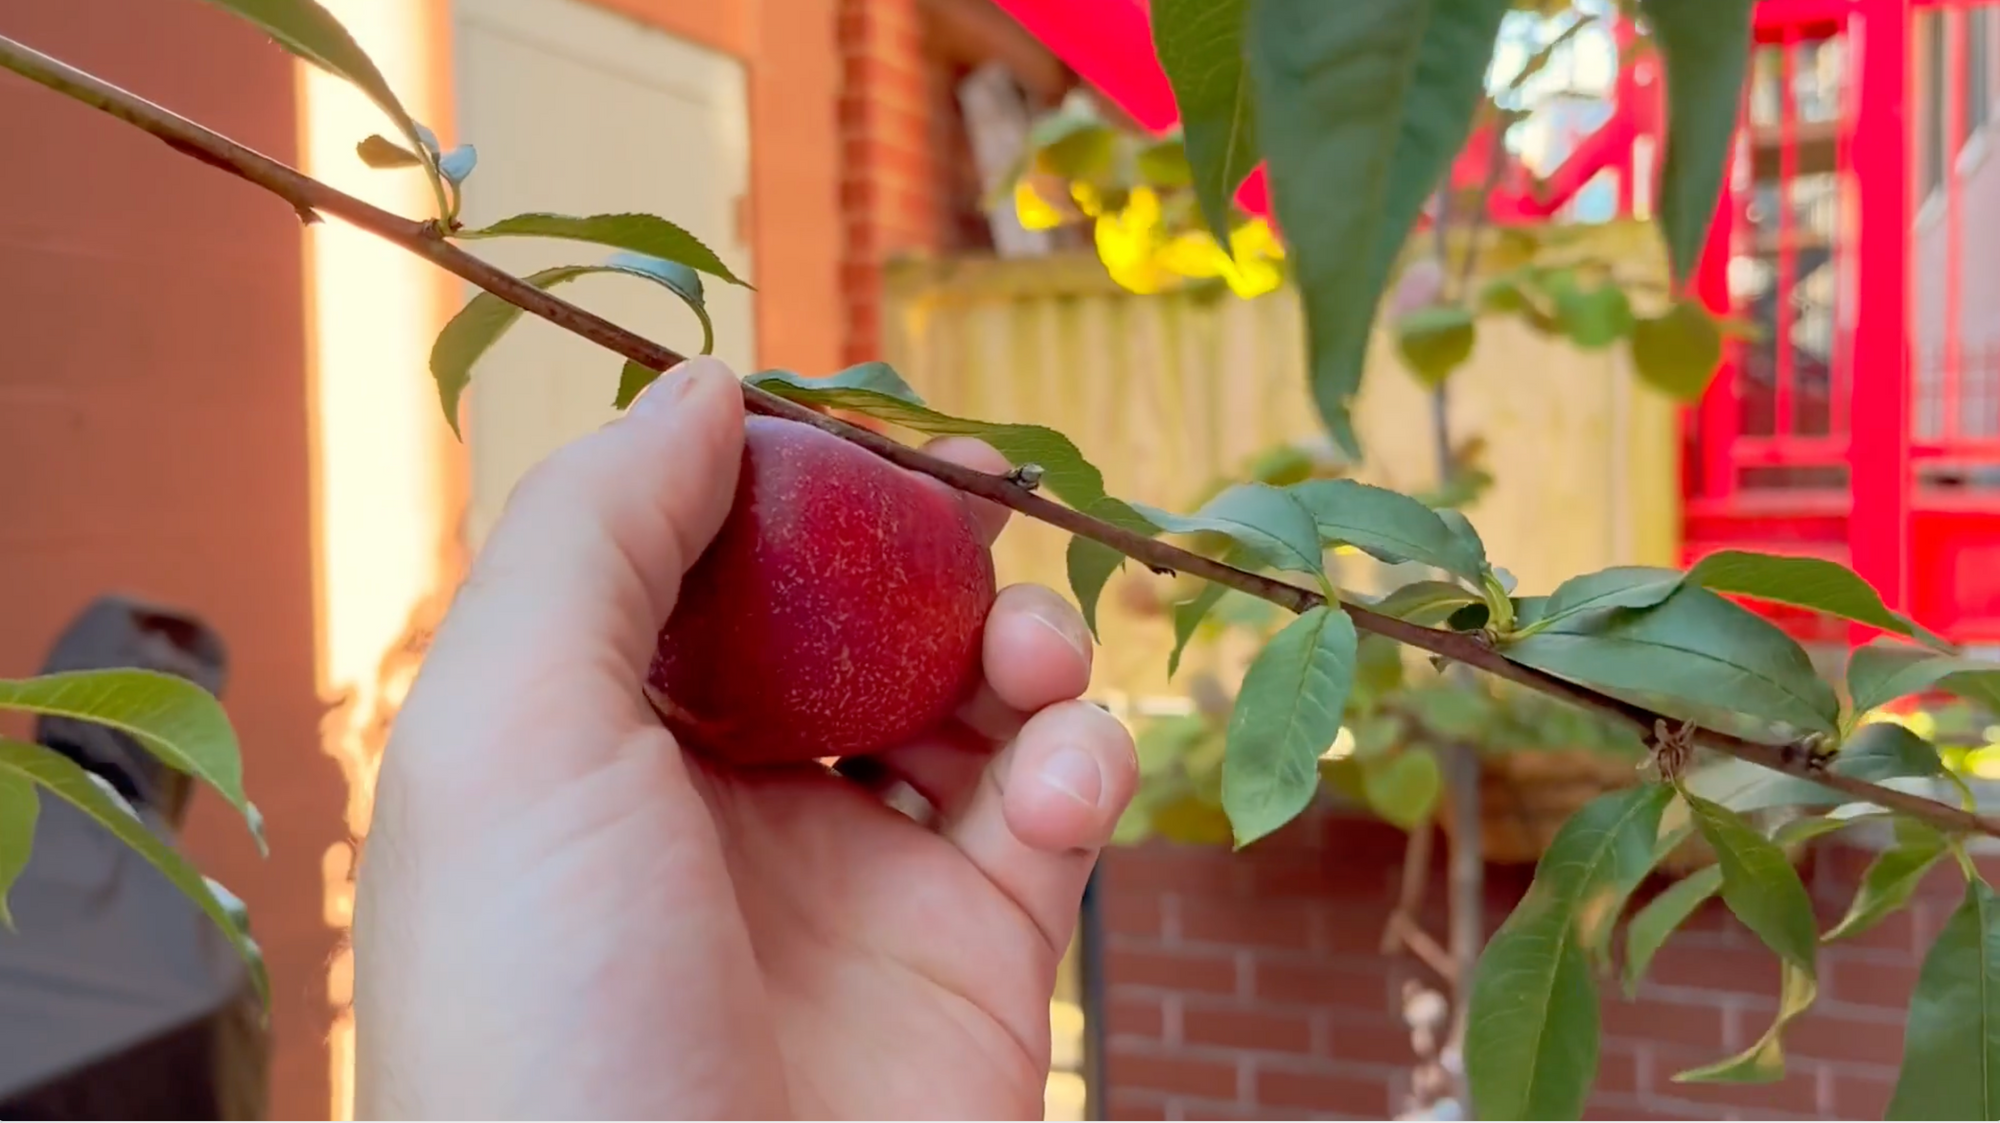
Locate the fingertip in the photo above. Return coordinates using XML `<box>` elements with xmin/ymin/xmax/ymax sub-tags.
<box><xmin>1002</xmin><ymin>702</ymin><xmax>1137</xmax><ymax>853</ymax></box>
<box><xmin>981</xmin><ymin>585</ymin><xmax>1093</xmax><ymax>715</ymax></box>
<box><xmin>917</xmin><ymin>436</ymin><xmax>1011</xmax><ymax>545</ymax></box>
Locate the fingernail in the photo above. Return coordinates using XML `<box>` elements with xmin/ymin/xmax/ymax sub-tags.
<box><xmin>1038</xmin><ymin>745</ymin><xmax>1104</xmax><ymax>809</ymax></box>
<box><xmin>1028</xmin><ymin>604</ymin><xmax>1091</xmax><ymax>660</ymax></box>
<box><xmin>630</xmin><ymin>364</ymin><xmax>695</xmax><ymax>416</ymax></box>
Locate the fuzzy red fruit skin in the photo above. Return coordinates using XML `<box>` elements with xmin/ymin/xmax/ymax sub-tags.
<box><xmin>647</xmin><ymin>415</ymin><xmax>998</xmax><ymax>766</ymax></box>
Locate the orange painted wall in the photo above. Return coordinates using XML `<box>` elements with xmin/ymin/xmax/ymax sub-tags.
<box><xmin>0</xmin><ymin>2</ymin><xmax>337</xmax><ymax>1118</ymax></box>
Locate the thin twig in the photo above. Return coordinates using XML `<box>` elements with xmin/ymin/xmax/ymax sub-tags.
<box><xmin>7</xmin><ymin>33</ymin><xmax>1997</xmax><ymax>839</ymax></box>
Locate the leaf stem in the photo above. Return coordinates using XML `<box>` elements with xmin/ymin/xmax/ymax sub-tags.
<box><xmin>8</xmin><ymin>31</ymin><xmax>1998</xmax><ymax>841</ymax></box>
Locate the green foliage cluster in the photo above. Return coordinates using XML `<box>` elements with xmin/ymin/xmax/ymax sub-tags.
<box><xmin>3</xmin><ymin>0</ymin><xmax>2000</xmax><ymax>1118</ymax></box>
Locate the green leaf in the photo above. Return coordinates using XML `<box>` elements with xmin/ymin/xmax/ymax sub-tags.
<box><xmin>1465</xmin><ymin>783</ymin><xmax>1674</xmax><ymax>1120</ymax></box>
<box><xmin>1640</xmin><ymin>0</ymin><xmax>1756</xmax><ymax>285</ymax></box>
<box><xmin>1151</xmin><ymin>0</ymin><xmax>1259</xmax><ymax>247</ymax></box>
<box><xmin>0</xmin><ymin>670</ymin><xmax>261</xmax><ymax>853</ymax></box>
<box><xmin>1624</xmin><ymin>865</ymin><xmax>1724</xmax><ymax>997</ymax></box>
<box><xmin>1394</xmin><ymin>304</ymin><xmax>1477</xmax><ymax>388</ymax></box>
<box><xmin>1629</xmin><ymin>298</ymin><xmax>1722</xmax><ymax>399</ymax></box>
<box><xmin>200</xmin><ymin>0</ymin><xmax>437</xmax><ymax>187</ymax></box>
<box><xmin>1685</xmin><ymin>549</ymin><xmax>1952</xmax><ymax>651</ymax></box>
<box><xmin>1553</xmin><ymin>279</ymin><xmax>1635</xmax><ymax>349</ymax></box>
<box><xmin>1505</xmin><ymin>585</ymin><xmax>1842</xmax><ymax>735</ymax></box>
<box><xmin>1066</xmin><ymin>504</ymin><xmax>1162</xmax><ymax>643</ymax></box>
<box><xmin>1436</xmin><ymin>508</ymin><xmax>1491</xmax><ymax>575</ymax></box>
<box><xmin>1672</xmin><ymin>793</ymin><xmax>1818</xmax><ymax>1083</ymax></box>
<box><xmin>1287</xmin><ymin>479</ymin><xmax>1486</xmax><ymax>582</ymax></box>
<box><xmin>356</xmin><ymin>133</ymin><xmax>422</xmax><ymax>168</ymax></box>
<box><xmin>0</xmin><ymin>772</ymin><xmax>35</xmax><ymax>929</ymax></box>
<box><xmin>759</xmin><ymin>360</ymin><xmax>923</xmax><ymax>404</ymax></box>
<box><xmin>1361</xmin><ymin>749</ymin><xmax>1441</xmax><ymax>829</ymax></box>
<box><xmin>1834</xmin><ymin>722</ymin><xmax>1950</xmax><ymax>784</ymax></box>
<box><xmin>432</xmin><ymin>258</ymin><xmax>716</xmax><ymax>435</ymax></box>
<box><xmin>614</xmin><ymin>361</ymin><xmax>660</xmax><ymax>410</ymax></box>
<box><xmin>1134</xmin><ymin>483</ymin><xmax>1325</xmax><ymax>579</ymax></box>
<box><xmin>1538</xmin><ymin>565</ymin><xmax>1682</xmax><ymax>626</ymax></box>
<box><xmin>1847</xmin><ymin>642</ymin><xmax>2000</xmax><ymax>715</ymax></box>
<box><xmin>457</xmin><ymin>212</ymin><xmax>749</xmax><ymax>287</ymax></box>
<box><xmin>1222</xmin><ymin>606</ymin><xmax>1358</xmax><ymax>846</ymax></box>
<box><xmin>1886</xmin><ymin>876</ymin><xmax>2000</xmax><ymax>1119</ymax></box>
<box><xmin>1365</xmin><ymin>579</ymin><xmax>1482</xmax><ymax>626</ymax></box>
<box><xmin>0</xmin><ymin>738</ymin><xmax>267</xmax><ymax>1003</ymax></box>
<box><xmin>1246</xmin><ymin>0</ymin><xmax>1512</xmax><ymax>457</ymax></box>
<box><xmin>1169</xmin><ymin>581</ymin><xmax>1231</xmax><ymax>679</ymax></box>
<box><xmin>437</xmin><ymin>143</ymin><xmax>477</xmax><ymax>185</ymax></box>
<box><xmin>1825</xmin><ymin>824</ymin><xmax>1949</xmax><ymax>943</ymax></box>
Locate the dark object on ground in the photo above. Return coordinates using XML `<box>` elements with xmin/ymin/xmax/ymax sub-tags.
<box><xmin>0</xmin><ymin>595</ymin><xmax>268</xmax><ymax>1120</ymax></box>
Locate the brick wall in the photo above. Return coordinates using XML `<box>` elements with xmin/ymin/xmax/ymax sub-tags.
<box><xmin>1097</xmin><ymin>811</ymin><xmax>1964</xmax><ymax>1121</ymax></box>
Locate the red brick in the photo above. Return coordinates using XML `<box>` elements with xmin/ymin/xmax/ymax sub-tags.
<box><xmin>1595</xmin><ymin>1043</ymin><xmax>1640</xmax><ymax>1095</ymax></box>
<box><xmin>1108</xmin><ymin>945</ymin><xmax>1240</xmax><ymax>995</ymax></box>
<box><xmin>1105</xmin><ymin>845</ymin><xmax>1246</xmax><ymax>897</ymax></box>
<box><xmin>1783</xmin><ymin>1009</ymin><xmax>1904</xmax><ymax>1066</ymax></box>
<box><xmin>1831</xmin><ymin>1071</ymin><xmax>1896</xmax><ymax>1118</ymax></box>
<box><xmin>1252</xmin><ymin>958</ymin><xmax>1391</xmax><ymax>1013</ymax></box>
<box><xmin>1108</xmin><ymin>995</ymin><xmax>1166</xmax><ymax>1041</ymax></box>
<box><xmin>1105</xmin><ymin>1090</ymin><xmax>1169</xmax><ymax>1121</ymax></box>
<box><xmin>1600</xmin><ymin>994</ymin><xmax>1727</xmax><ymax>1050</ymax></box>
<box><xmin>1822</xmin><ymin>953</ymin><xmax>1922</xmax><ymax>1009</ymax></box>
<box><xmin>1182</xmin><ymin>1003</ymin><xmax>1313</xmax><ymax>1054</ymax></box>
<box><xmin>1641</xmin><ymin>940</ymin><xmax>1783</xmax><ymax>998</ymax></box>
<box><xmin>1584</xmin><ymin>1093</ymin><xmax>1723</xmax><ymax>1120</ymax></box>
<box><xmin>1108</xmin><ymin>1047</ymin><xmax>1240</xmax><ymax>1101</ymax></box>
<box><xmin>1324</xmin><ymin>1014</ymin><xmax>1419</xmax><ymax>1067</ymax></box>
<box><xmin>1253</xmin><ymin>1066</ymin><xmax>1390</xmax><ymax>1115</ymax></box>
<box><xmin>1179</xmin><ymin>897</ymin><xmax>1316</xmax><ymax>952</ymax></box>
<box><xmin>1101</xmin><ymin>890</ymin><xmax>1165</xmax><ymax>939</ymax></box>
<box><xmin>1647</xmin><ymin>1048</ymin><xmax>1820</xmax><ymax>1114</ymax></box>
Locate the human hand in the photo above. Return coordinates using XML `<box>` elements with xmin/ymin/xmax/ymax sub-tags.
<box><xmin>352</xmin><ymin>357</ymin><xmax>1138</xmax><ymax>1120</ymax></box>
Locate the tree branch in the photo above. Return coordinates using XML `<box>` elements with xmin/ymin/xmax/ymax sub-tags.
<box><xmin>8</xmin><ymin>33</ymin><xmax>1997</xmax><ymax>839</ymax></box>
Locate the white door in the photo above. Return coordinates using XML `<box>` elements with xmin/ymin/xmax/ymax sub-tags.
<box><xmin>454</xmin><ymin>0</ymin><xmax>755</xmax><ymax>549</ymax></box>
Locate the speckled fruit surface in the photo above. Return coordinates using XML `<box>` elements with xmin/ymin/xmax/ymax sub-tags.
<box><xmin>647</xmin><ymin>415</ymin><xmax>998</xmax><ymax>766</ymax></box>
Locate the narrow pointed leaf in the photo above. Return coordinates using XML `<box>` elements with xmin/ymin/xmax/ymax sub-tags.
<box><xmin>1222</xmin><ymin>606</ymin><xmax>1357</xmax><ymax>846</ymax></box>
<box><xmin>1639</xmin><ymin>0</ymin><xmax>1757</xmax><ymax>285</ymax></box>
<box><xmin>0</xmin><ymin>738</ymin><xmax>267</xmax><ymax>1003</ymax></box>
<box><xmin>0</xmin><ymin>773</ymin><xmax>35</xmax><ymax>929</ymax></box>
<box><xmin>1685</xmin><ymin>549</ymin><xmax>1952</xmax><ymax>651</ymax></box>
<box><xmin>1287</xmin><ymin>478</ymin><xmax>1485</xmax><ymax>582</ymax></box>
<box><xmin>1466</xmin><ymin>784</ymin><xmax>1674</xmax><ymax>1119</ymax></box>
<box><xmin>1134</xmin><ymin>484</ymin><xmax>1324</xmax><ymax>578</ymax></box>
<box><xmin>432</xmin><ymin>258</ymin><xmax>716</xmax><ymax>435</ymax></box>
<box><xmin>1833</xmin><ymin>722</ymin><xmax>1950</xmax><ymax>784</ymax></box>
<box><xmin>1886</xmin><ymin>876</ymin><xmax>2000</xmax><ymax>1118</ymax></box>
<box><xmin>1847</xmin><ymin>641</ymin><xmax>2000</xmax><ymax>715</ymax></box>
<box><xmin>1674</xmin><ymin>962</ymin><xmax>1816</xmax><ymax>1083</ymax></box>
<box><xmin>1170</xmin><ymin>581</ymin><xmax>1232</xmax><ymax>680</ymax></box>
<box><xmin>1624</xmin><ymin>865</ymin><xmax>1724</xmax><ymax>996</ymax></box>
<box><xmin>1825</xmin><ymin>825</ymin><xmax>1949</xmax><ymax>943</ymax></box>
<box><xmin>356</xmin><ymin>134</ymin><xmax>422</xmax><ymax>168</ymax></box>
<box><xmin>0</xmin><ymin>670</ymin><xmax>261</xmax><ymax>852</ymax></box>
<box><xmin>1246</xmin><ymin>0</ymin><xmax>1512</xmax><ymax>457</ymax></box>
<box><xmin>458</xmin><ymin>212</ymin><xmax>749</xmax><ymax>286</ymax></box>
<box><xmin>1151</xmin><ymin>0</ymin><xmax>1259</xmax><ymax>247</ymax></box>
<box><xmin>1539</xmin><ymin>566</ymin><xmax>1682</xmax><ymax>626</ymax></box>
<box><xmin>1365</xmin><ymin>579</ymin><xmax>1482</xmax><ymax>626</ymax></box>
<box><xmin>1504</xmin><ymin>585</ymin><xmax>1841</xmax><ymax>735</ymax></box>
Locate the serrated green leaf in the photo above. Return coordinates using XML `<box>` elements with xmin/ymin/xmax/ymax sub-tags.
<box><xmin>1466</xmin><ymin>784</ymin><xmax>1674</xmax><ymax>1120</ymax></box>
<box><xmin>1538</xmin><ymin>565</ymin><xmax>1683</xmax><ymax>627</ymax></box>
<box><xmin>1640</xmin><ymin>0</ymin><xmax>1756</xmax><ymax>285</ymax></box>
<box><xmin>457</xmin><ymin>212</ymin><xmax>748</xmax><ymax>287</ymax></box>
<box><xmin>0</xmin><ymin>670</ymin><xmax>261</xmax><ymax>853</ymax></box>
<box><xmin>199</xmin><ymin>0</ymin><xmax>437</xmax><ymax>190</ymax></box>
<box><xmin>1825</xmin><ymin>825</ymin><xmax>1948</xmax><ymax>944</ymax></box>
<box><xmin>1247</xmin><ymin>0</ymin><xmax>1512</xmax><ymax>457</ymax></box>
<box><xmin>1834</xmin><ymin>722</ymin><xmax>1950</xmax><ymax>784</ymax></box>
<box><xmin>0</xmin><ymin>772</ymin><xmax>35</xmax><ymax>929</ymax></box>
<box><xmin>1067</xmin><ymin>503</ymin><xmax>1164</xmax><ymax>642</ymax></box>
<box><xmin>1847</xmin><ymin>641</ymin><xmax>2000</xmax><ymax>715</ymax></box>
<box><xmin>1623</xmin><ymin>864</ymin><xmax>1723</xmax><ymax>996</ymax></box>
<box><xmin>432</xmin><ymin>258</ymin><xmax>716</xmax><ymax>434</ymax></box>
<box><xmin>1394</xmin><ymin>304</ymin><xmax>1477</xmax><ymax>388</ymax></box>
<box><xmin>1886</xmin><ymin>875</ymin><xmax>2000</xmax><ymax>1118</ymax></box>
<box><xmin>1134</xmin><ymin>483</ymin><xmax>1325</xmax><ymax>579</ymax></box>
<box><xmin>1365</xmin><ymin>579</ymin><xmax>1482</xmax><ymax>626</ymax></box>
<box><xmin>1686</xmin><ymin>549</ymin><xmax>1952</xmax><ymax>651</ymax></box>
<box><xmin>1629</xmin><ymin>298</ymin><xmax>1722</xmax><ymax>399</ymax></box>
<box><xmin>1222</xmin><ymin>606</ymin><xmax>1358</xmax><ymax>846</ymax></box>
<box><xmin>1169</xmin><ymin>581</ymin><xmax>1231</xmax><ymax>680</ymax></box>
<box><xmin>1151</xmin><ymin>0</ymin><xmax>1259</xmax><ymax>247</ymax></box>
<box><xmin>760</xmin><ymin>360</ymin><xmax>922</xmax><ymax>404</ymax></box>
<box><xmin>1504</xmin><ymin>584</ymin><xmax>1841</xmax><ymax>735</ymax></box>
<box><xmin>1436</xmin><ymin>508</ymin><xmax>1491</xmax><ymax>575</ymax></box>
<box><xmin>1671</xmin><ymin>792</ymin><xmax>1817</xmax><ymax>1083</ymax></box>
<box><xmin>1361</xmin><ymin>749</ymin><xmax>1441</xmax><ymax>829</ymax></box>
<box><xmin>1288</xmin><ymin>479</ymin><xmax>1486</xmax><ymax>582</ymax></box>
<box><xmin>356</xmin><ymin>133</ymin><xmax>422</xmax><ymax>168</ymax></box>
<box><xmin>0</xmin><ymin>738</ymin><xmax>267</xmax><ymax>1003</ymax></box>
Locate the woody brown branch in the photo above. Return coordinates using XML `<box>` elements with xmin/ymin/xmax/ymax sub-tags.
<box><xmin>8</xmin><ymin>33</ymin><xmax>1997</xmax><ymax>840</ymax></box>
